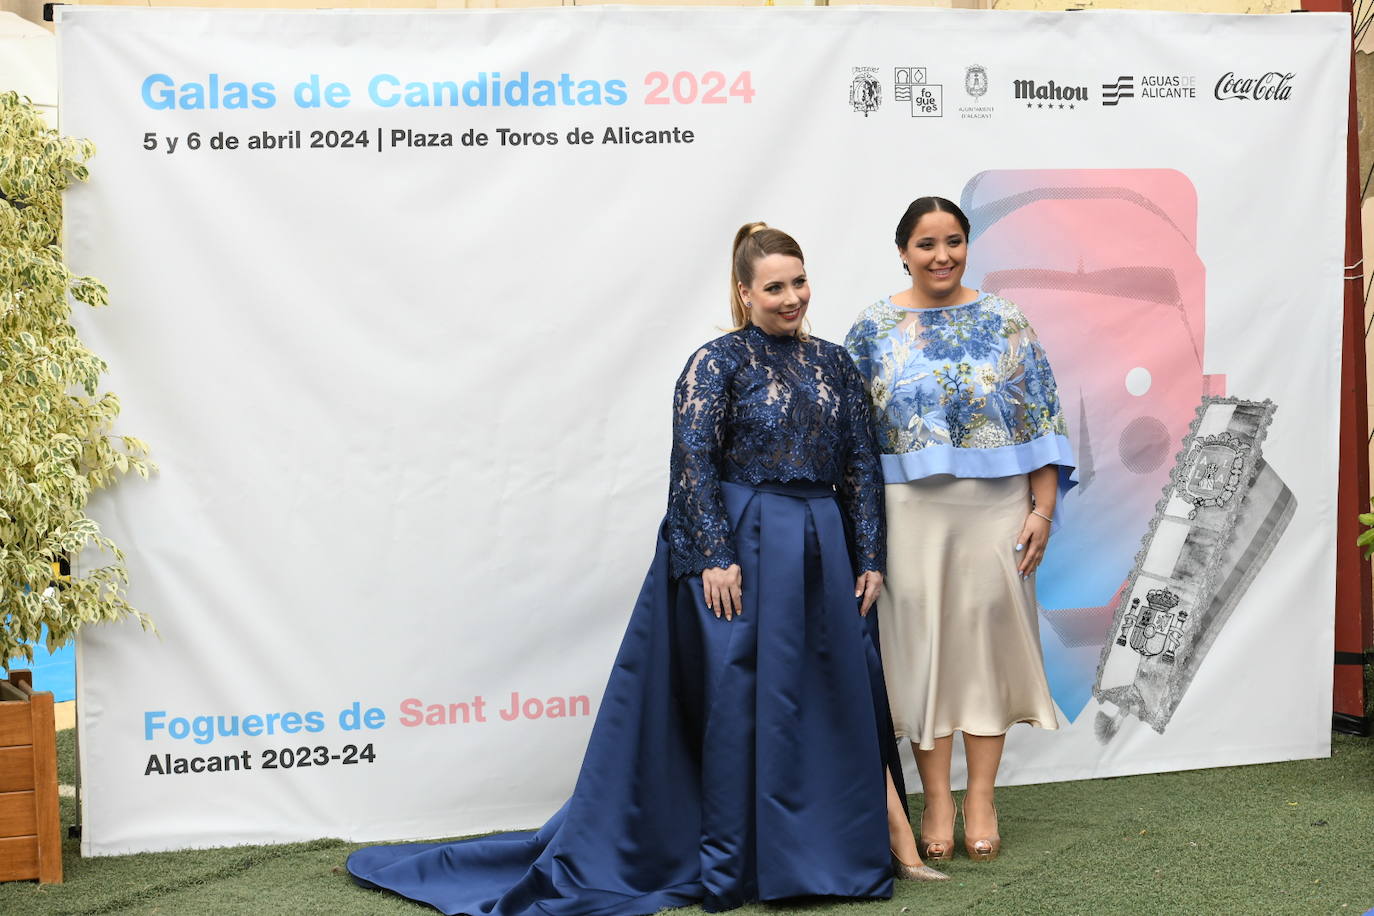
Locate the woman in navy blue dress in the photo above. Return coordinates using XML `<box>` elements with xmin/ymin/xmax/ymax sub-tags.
<box><xmin>346</xmin><ymin>222</ymin><xmax>942</xmax><ymax>916</ymax></box>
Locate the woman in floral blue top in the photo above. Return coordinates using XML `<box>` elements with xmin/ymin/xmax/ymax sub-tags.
<box><xmin>846</xmin><ymin>197</ymin><xmax>1076</xmax><ymax>868</ymax></box>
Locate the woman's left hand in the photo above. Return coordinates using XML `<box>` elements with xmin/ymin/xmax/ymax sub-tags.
<box><xmin>1015</xmin><ymin>512</ymin><xmax>1051</xmax><ymax>577</ymax></box>
<box><xmin>855</xmin><ymin>570</ymin><xmax>884</xmax><ymax>617</ymax></box>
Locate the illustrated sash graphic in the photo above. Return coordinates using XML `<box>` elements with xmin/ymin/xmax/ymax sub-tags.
<box><xmin>1093</xmin><ymin>397</ymin><xmax>1294</xmax><ymax>739</ymax></box>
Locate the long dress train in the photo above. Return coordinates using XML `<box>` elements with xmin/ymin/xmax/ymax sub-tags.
<box><xmin>347</xmin><ymin>479</ymin><xmax>904</xmax><ymax>915</ymax></box>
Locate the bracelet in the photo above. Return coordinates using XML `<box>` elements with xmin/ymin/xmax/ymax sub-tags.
<box><xmin>1030</xmin><ymin>509</ymin><xmax>1053</xmax><ymax>524</ymax></box>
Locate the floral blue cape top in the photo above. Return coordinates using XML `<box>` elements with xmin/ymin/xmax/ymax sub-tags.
<box><xmin>667</xmin><ymin>324</ymin><xmax>885</xmax><ymax>579</ymax></box>
<box><xmin>844</xmin><ymin>292</ymin><xmax>1076</xmax><ymax>499</ymax></box>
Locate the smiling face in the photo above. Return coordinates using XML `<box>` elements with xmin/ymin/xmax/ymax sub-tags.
<box><xmin>899</xmin><ymin>210</ymin><xmax>972</xmax><ymax>306</ymax></box>
<box><xmin>739</xmin><ymin>253</ymin><xmax>810</xmax><ymax>336</ymax></box>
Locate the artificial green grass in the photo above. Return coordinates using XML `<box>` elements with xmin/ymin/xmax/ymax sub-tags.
<box><xmin>3</xmin><ymin>735</ymin><xmax>1371</xmax><ymax>915</ymax></box>
<box><xmin>55</xmin><ymin>727</ymin><xmax>76</xmax><ymax>788</ymax></box>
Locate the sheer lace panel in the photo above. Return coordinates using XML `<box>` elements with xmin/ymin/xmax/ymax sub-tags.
<box><xmin>845</xmin><ymin>294</ymin><xmax>1069</xmax><ymax>456</ymax></box>
<box><xmin>667</xmin><ymin>325</ymin><xmax>885</xmax><ymax>579</ymax></box>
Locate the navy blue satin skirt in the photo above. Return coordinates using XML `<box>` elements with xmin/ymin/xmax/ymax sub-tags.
<box><xmin>348</xmin><ymin>480</ymin><xmax>905</xmax><ymax>915</ymax></box>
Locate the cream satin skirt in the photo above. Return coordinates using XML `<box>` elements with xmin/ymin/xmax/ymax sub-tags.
<box><xmin>880</xmin><ymin>474</ymin><xmax>1059</xmax><ymax>750</ymax></box>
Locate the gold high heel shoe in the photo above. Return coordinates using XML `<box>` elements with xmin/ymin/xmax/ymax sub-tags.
<box><xmin>890</xmin><ymin>848</ymin><xmax>950</xmax><ymax>882</ymax></box>
<box><xmin>960</xmin><ymin>799</ymin><xmax>1001</xmax><ymax>862</ymax></box>
<box><xmin>916</xmin><ymin>795</ymin><xmax>955</xmax><ymax>863</ymax></box>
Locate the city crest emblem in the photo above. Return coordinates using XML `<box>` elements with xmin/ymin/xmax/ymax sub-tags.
<box><xmin>1176</xmin><ymin>431</ymin><xmax>1250</xmax><ymax>516</ymax></box>
<box><xmin>965</xmin><ymin>64</ymin><xmax>988</xmax><ymax>98</ymax></box>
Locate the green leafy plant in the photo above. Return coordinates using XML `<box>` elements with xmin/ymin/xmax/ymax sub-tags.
<box><xmin>0</xmin><ymin>90</ymin><xmax>152</xmax><ymax>670</ymax></box>
<box><xmin>1360</xmin><ymin>496</ymin><xmax>1374</xmax><ymax>558</ymax></box>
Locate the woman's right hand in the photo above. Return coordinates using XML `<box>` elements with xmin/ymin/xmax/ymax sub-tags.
<box><xmin>702</xmin><ymin>564</ymin><xmax>743</xmax><ymax>621</ymax></box>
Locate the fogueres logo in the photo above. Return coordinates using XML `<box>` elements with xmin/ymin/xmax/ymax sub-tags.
<box><xmin>894</xmin><ymin>67</ymin><xmax>943</xmax><ymax>117</ymax></box>
<box><xmin>1013</xmin><ymin>79</ymin><xmax>1089</xmax><ymax>109</ymax></box>
<box><xmin>1214</xmin><ymin>71</ymin><xmax>1294</xmax><ymax>101</ymax></box>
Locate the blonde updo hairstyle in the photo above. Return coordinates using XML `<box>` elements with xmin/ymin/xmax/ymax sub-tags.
<box><xmin>728</xmin><ymin>221</ymin><xmax>807</xmax><ymax>335</ymax></box>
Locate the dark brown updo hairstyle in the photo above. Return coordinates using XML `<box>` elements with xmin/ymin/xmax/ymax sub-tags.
<box><xmin>894</xmin><ymin>197</ymin><xmax>972</xmax><ymax>274</ymax></box>
<box><xmin>729</xmin><ymin>221</ymin><xmax>806</xmax><ymax>331</ymax></box>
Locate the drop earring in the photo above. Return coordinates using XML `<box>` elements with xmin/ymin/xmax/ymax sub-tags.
<box><xmin>901</xmin><ymin>260</ymin><xmax>910</xmax><ymax>275</ymax></box>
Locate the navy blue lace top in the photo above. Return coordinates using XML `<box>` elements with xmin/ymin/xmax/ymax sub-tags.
<box><xmin>667</xmin><ymin>324</ymin><xmax>886</xmax><ymax>579</ymax></box>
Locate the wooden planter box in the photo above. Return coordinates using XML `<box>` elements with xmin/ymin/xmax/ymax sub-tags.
<box><xmin>0</xmin><ymin>670</ymin><xmax>61</xmax><ymax>884</ymax></box>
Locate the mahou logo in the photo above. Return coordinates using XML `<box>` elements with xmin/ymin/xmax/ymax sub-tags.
<box><xmin>1014</xmin><ymin>79</ymin><xmax>1089</xmax><ymax>109</ymax></box>
<box><xmin>1214</xmin><ymin>71</ymin><xmax>1294</xmax><ymax>101</ymax></box>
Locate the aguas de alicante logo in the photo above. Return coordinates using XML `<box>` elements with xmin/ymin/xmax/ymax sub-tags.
<box><xmin>1013</xmin><ymin>77</ymin><xmax>1089</xmax><ymax>110</ymax></box>
<box><xmin>1214</xmin><ymin>71</ymin><xmax>1295</xmax><ymax>101</ymax></box>
<box><xmin>1101</xmin><ymin>74</ymin><xmax>1198</xmax><ymax>106</ymax></box>
<box><xmin>1101</xmin><ymin>76</ymin><xmax>1134</xmax><ymax>106</ymax></box>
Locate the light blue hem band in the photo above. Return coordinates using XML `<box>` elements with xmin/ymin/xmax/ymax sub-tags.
<box><xmin>880</xmin><ymin>435</ymin><xmax>1078</xmax><ymax>526</ymax></box>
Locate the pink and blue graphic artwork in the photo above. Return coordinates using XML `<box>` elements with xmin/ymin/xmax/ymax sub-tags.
<box><xmin>960</xmin><ymin>169</ymin><xmax>1225</xmax><ymax>720</ymax></box>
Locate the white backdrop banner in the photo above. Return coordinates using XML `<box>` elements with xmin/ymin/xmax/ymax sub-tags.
<box><xmin>59</xmin><ymin>6</ymin><xmax>1348</xmax><ymax>855</ymax></box>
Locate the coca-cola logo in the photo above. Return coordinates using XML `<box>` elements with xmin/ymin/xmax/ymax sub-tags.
<box><xmin>1213</xmin><ymin>71</ymin><xmax>1294</xmax><ymax>101</ymax></box>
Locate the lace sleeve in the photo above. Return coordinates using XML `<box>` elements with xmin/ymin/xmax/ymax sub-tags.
<box><xmin>1004</xmin><ymin>309</ymin><xmax>1070</xmax><ymax>442</ymax></box>
<box><xmin>1019</xmin><ymin>337</ymin><xmax>1070</xmax><ymax>441</ymax></box>
<box><xmin>843</xmin><ymin>314</ymin><xmax>874</xmax><ymax>384</ymax></box>
<box><xmin>667</xmin><ymin>343</ymin><xmax>737</xmax><ymax>579</ymax></box>
<box><xmin>844</xmin><ymin>311</ymin><xmax>886</xmax><ymax>452</ymax></box>
<box><xmin>836</xmin><ymin>350</ymin><xmax>886</xmax><ymax>575</ymax></box>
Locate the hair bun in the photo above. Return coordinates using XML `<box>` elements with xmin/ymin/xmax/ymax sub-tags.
<box><xmin>733</xmin><ymin>221</ymin><xmax>768</xmax><ymax>252</ymax></box>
